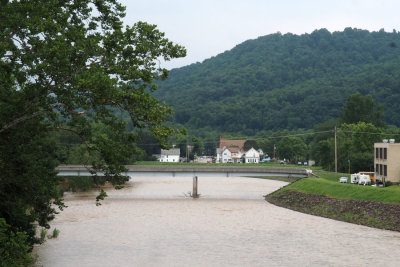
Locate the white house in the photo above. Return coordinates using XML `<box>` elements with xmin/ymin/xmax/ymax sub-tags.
<box><xmin>229</xmin><ymin>146</ymin><xmax>243</xmax><ymax>163</ymax></box>
<box><xmin>216</xmin><ymin>137</ymin><xmax>246</xmax><ymax>163</ymax></box>
<box><xmin>216</xmin><ymin>137</ymin><xmax>262</xmax><ymax>164</ymax></box>
<box><xmin>159</xmin><ymin>148</ymin><xmax>180</xmax><ymax>162</ymax></box>
<box><xmin>244</xmin><ymin>147</ymin><xmax>260</xmax><ymax>163</ymax></box>
<box><xmin>221</xmin><ymin>147</ymin><xmax>232</xmax><ymax>163</ymax></box>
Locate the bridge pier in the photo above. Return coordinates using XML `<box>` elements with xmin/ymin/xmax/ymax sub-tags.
<box><xmin>193</xmin><ymin>176</ymin><xmax>198</xmax><ymax>198</ymax></box>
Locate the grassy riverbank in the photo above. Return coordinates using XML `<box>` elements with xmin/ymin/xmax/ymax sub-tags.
<box><xmin>251</xmin><ymin>176</ymin><xmax>303</xmax><ymax>183</ymax></box>
<box><xmin>266</xmin><ymin>172</ymin><xmax>400</xmax><ymax>231</ymax></box>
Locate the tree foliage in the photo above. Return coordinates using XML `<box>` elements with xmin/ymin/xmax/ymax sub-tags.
<box><xmin>0</xmin><ymin>219</ymin><xmax>33</xmax><ymax>267</ymax></box>
<box><xmin>339</xmin><ymin>93</ymin><xmax>384</xmax><ymax>127</ymax></box>
<box><xmin>243</xmin><ymin>140</ymin><xmax>259</xmax><ymax>151</ymax></box>
<box><xmin>338</xmin><ymin>122</ymin><xmax>383</xmax><ymax>173</ymax></box>
<box><xmin>313</xmin><ymin>122</ymin><xmax>384</xmax><ymax>172</ymax></box>
<box><xmin>156</xmin><ymin>28</ymin><xmax>400</xmax><ymax>136</ymax></box>
<box><xmin>0</xmin><ymin>0</ymin><xmax>185</xmax><ymax>258</ymax></box>
<box><xmin>276</xmin><ymin>136</ymin><xmax>307</xmax><ymax>163</ymax></box>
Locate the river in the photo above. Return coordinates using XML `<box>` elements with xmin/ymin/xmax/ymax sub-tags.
<box><xmin>35</xmin><ymin>175</ymin><xmax>400</xmax><ymax>266</ymax></box>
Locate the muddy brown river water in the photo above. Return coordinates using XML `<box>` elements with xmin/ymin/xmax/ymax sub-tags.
<box><xmin>35</xmin><ymin>175</ymin><xmax>400</xmax><ymax>266</ymax></box>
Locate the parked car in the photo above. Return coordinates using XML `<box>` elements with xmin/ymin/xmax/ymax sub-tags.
<box><xmin>339</xmin><ymin>177</ymin><xmax>348</xmax><ymax>183</ymax></box>
<box><xmin>261</xmin><ymin>157</ymin><xmax>271</xmax><ymax>163</ymax></box>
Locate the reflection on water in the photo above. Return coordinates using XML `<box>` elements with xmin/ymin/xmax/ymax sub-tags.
<box><xmin>35</xmin><ymin>176</ymin><xmax>400</xmax><ymax>267</ymax></box>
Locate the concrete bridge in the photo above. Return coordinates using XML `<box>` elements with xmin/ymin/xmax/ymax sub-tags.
<box><xmin>56</xmin><ymin>165</ymin><xmax>310</xmax><ymax>178</ymax></box>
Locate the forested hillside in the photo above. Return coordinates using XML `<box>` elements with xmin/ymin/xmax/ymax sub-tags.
<box><xmin>156</xmin><ymin>28</ymin><xmax>400</xmax><ymax>136</ymax></box>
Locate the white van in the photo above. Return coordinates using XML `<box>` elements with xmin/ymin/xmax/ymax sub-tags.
<box><xmin>351</xmin><ymin>173</ymin><xmax>359</xmax><ymax>184</ymax></box>
<box><xmin>358</xmin><ymin>174</ymin><xmax>371</xmax><ymax>185</ymax></box>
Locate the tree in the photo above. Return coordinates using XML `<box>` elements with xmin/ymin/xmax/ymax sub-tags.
<box><xmin>276</xmin><ymin>136</ymin><xmax>307</xmax><ymax>163</ymax></box>
<box><xmin>339</xmin><ymin>93</ymin><xmax>385</xmax><ymax>127</ymax></box>
<box><xmin>0</xmin><ymin>0</ymin><xmax>186</xmax><ymax>257</ymax></box>
<box><xmin>314</xmin><ymin>138</ymin><xmax>335</xmax><ymax>170</ymax></box>
<box><xmin>243</xmin><ymin>140</ymin><xmax>259</xmax><ymax>152</ymax></box>
<box><xmin>313</xmin><ymin>122</ymin><xmax>384</xmax><ymax>172</ymax></box>
<box><xmin>0</xmin><ymin>219</ymin><xmax>33</xmax><ymax>267</ymax></box>
<box><xmin>338</xmin><ymin>122</ymin><xmax>383</xmax><ymax>173</ymax></box>
<box><xmin>191</xmin><ymin>136</ymin><xmax>204</xmax><ymax>157</ymax></box>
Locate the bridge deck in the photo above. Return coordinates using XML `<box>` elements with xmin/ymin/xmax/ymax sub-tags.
<box><xmin>56</xmin><ymin>165</ymin><xmax>310</xmax><ymax>176</ymax></box>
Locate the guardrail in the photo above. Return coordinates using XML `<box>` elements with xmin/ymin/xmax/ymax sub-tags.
<box><xmin>56</xmin><ymin>165</ymin><xmax>310</xmax><ymax>177</ymax></box>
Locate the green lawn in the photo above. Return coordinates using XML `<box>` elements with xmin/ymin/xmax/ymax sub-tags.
<box><xmin>282</xmin><ymin>172</ymin><xmax>400</xmax><ymax>204</ymax></box>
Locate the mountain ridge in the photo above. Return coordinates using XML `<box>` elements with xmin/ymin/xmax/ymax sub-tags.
<box><xmin>156</xmin><ymin>28</ymin><xmax>400</xmax><ymax>136</ymax></box>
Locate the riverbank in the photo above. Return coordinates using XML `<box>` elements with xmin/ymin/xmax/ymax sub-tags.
<box><xmin>265</xmin><ymin>172</ymin><xmax>400</xmax><ymax>231</ymax></box>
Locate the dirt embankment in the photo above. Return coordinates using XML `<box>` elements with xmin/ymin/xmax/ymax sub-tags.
<box><xmin>266</xmin><ymin>190</ymin><xmax>400</xmax><ymax>232</ymax></box>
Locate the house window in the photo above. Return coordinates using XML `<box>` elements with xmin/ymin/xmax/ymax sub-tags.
<box><xmin>380</xmin><ymin>148</ymin><xmax>383</xmax><ymax>159</ymax></box>
<box><xmin>380</xmin><ymin>164</ymin><xmax>383</xmax><ymax>175</ymax></box>
<box><xmin>376</xmin><ymin>164</ymin><xmax>379</xmax><ymax>175</ymax></box>
<box><xmin>384</xmin><ymin>165</ymin><xmax>387</xmax><ymax>176</ymax></box>
<box><xmin>384</xmin><ymin>148</ymin><xmax>387</xmax><ymax>159</ymax></box>
<box><xmin>376</xmin><ymin>148</ymin><xmax>379</xmax><ymax>159</ymax></box>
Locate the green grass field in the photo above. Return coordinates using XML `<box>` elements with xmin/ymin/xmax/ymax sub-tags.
<box><xmin>282</xmin><ymin>172</ymin><xmax>400</xmax><ymax>204</ymax></box>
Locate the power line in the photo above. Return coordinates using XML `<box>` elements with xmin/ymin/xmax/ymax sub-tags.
<box><xmin>55</xmin><ymin>129</ymin><xmax>399</xmax><ymax>147</ymax></box>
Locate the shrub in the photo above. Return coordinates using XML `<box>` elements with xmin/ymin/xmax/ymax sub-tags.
<box><xmin>385</xmin><ymin>181</ymin><xmax>393</xmax><ymax>187</ymax></box>
<box><xmin>52</xmin><ymin>228</ymin><xmax>60</xmax><ymax>238</ymax></box>
<box><xmin>0</xmin><ymin>218</ymin><xmax>34</xmax><ymax>267</ymax></box>
<box><xmin>40</xmin><ymin>228</ymin><xmax>47</xmax><ymax>243</ymax></box>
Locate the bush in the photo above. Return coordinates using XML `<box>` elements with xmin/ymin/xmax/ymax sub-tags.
<box><xmin>40</xmin><ymin>228</ymin><xmax>47</xmax><ymax>243</ymax></box>
<box><xmin>385</xmin><ymin>181</ymin><xmax>393</xmax><ymax>187</ymax></box>
<box><xmin>60</xmin><ymin>176</ymin><xmax>107</xmax><ymax>192</ymax></box>
<box><xmin>48</xmin><ymin>228</ymin><xmax>60</xmax><ymax>239</ymax></box>
<box><xmin>0</xmin><ymin>218</ymin><xmax>34</xmax><ymax>267</ymax></box>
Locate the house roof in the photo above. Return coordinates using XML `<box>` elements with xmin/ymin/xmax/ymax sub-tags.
<box><xmin>244</xmin><ymin>147</ymin><xmax>259</xmax><ymax>156</ymax></box>
<box><xmin>228</xmin><ymin>147</ymin><xmax>240</xmax><ymax>153</ymax></box>
<box><xmin>219</xmin><ymin>136</ymin><xmax>246</xmax><ymax>150</ymax></box>
<box><xmin>160</xmin><ymin>148</ymin><xmax>180</xmax><ymax>156</ymax></box>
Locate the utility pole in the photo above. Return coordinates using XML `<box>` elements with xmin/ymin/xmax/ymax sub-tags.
<box><xmin>273</xmin><ymin>144</ymin><xmax>276</xmax><ymax>160</ymax></box>
<box><xmin>334</xmin><ymin>126</ymin><xmax>338</xmax><ymax>173</ymax></box>
<box><xmin>348</xmin><ymin>159</ymin><xmax>350</xmax><ymax>174</ymax></box>
<box><xmin>186</xmin><ymin>144</ymin><xmax>189</xmax><ymax>163</ymax></box>
<box><xmin>186</xmin><ymin>138</ymin><xmax>189</xmax><ymax>163</ymax></box>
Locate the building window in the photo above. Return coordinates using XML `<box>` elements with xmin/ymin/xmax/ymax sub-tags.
<box><xmin>380</xmin><ymin>164</ymin><xmax>383</xmax><ymax>175</ymax></box>
<box><xmin>384</xmin><ymin>165</ymin><xmax>387</xmax><ymax>176</ymax></box>
<box><xmin>376</xmin><ymin>148</ymin><xmax>379</xmax><ymax>159</ymax></box>
<box><xmin>376</xmin><ymin>164</ymin><xmax>379</xmax><ymax>174</ymax></box>
<box><xmin>384</xmin><ymin>148</ymin><xmax>387</xmax><ymax>159</ymax></box>
<box><xmin>380</xmin><ymin>148</ymin><xmax>383</xmax><ymax>159</ymax></box>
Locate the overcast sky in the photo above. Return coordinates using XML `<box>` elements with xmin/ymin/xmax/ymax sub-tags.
<box><xmin>120</xmin><ymin>0</ymin><xmax>400</xmax><ymax>69</ymax></box>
